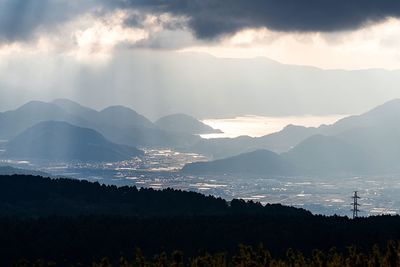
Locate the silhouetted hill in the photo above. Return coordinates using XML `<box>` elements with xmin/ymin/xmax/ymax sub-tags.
<box><xmin>0</xmin><ymin>174</ymin><xmax>309</xmax><ymax>217</ymax></box>
<box><xmin>93</xmin><ymin>106</ymin><xmax>200</xmax><ymax>148</ymax></box>
<box><xmin>192</xmin><ymin>99</ymin><xmax>400</xmax><ymax>160</ymax></box>
<box><xmin>186</xmin><ymin>134</ymin><xmax>383</xmax><ymax>176</ymax></box>
<box><xmin>155</xmin><ymin>113</ymin><xmax>222</xmax><ymax>134</ymax></box>
<box><xmin>0</xmin><ymin>166</ymin><xmax>50</xmax><ymax>176</ymax></box>
<box><xmin>99</xmin><ymin>105</ymin><xmax>156</xmax><ymax>129</ymax></box>
<box><xmin>0</xmin><ymin>101</ymin><xmax>87</xmax><ymax>139</ymax></box>
<box><xmin>0</xmin><ymin>100</ymin><xmax>200</xmax><ymax>150</ymax></box>
<box><xmin>52</xmin><ymin>99</ymin><xmax>201</xmax><ymax>148</ymax></box>
<box><xmin>282</xmin><ymin>134</ymin><xmax>375</xmax><ymax>175</ymax></box>
<box><xmin>53</xmin><ymin>99</ymin><xmax>183</xmax><ymax>147</ymax></box>
<box><xmin>104</xmin><ymin>124</ymin><xmax>201</xmax><ymax>149</ymax></box>
<box><xmin>321</xmin><ymin>98</ymin><xmax>400</xmax><ymax>135</ymax></box>
<box><xmin>184</xmin><ymin>134</ymin><xmax>381</xmax><ymax>176</ymax></box>
<box><xmin>51</xmin><ymin>100</ymin><xmax>202</xmax><ymax>148</ymax></box>
<box><xmin>281</xmin><ymin>100</ymin><xmax>400</xmax><ymax>174</ymax></box>
<box><xmin>189</xmin><ymin>125</ymin><xmax>322</xmax><ymax>159</ymax></box>
<box><xmin>191</xmin><ymin>124</ymin><xmax>318</xmax><ymax>159</ymax></box>
<box><xmin>189</xmin><ymin>135</ymin><xmax>256</xmax><ymax>159</ymax></box>
<box><xmin>334</xmin><ymin>126</ymin><xmax>400</xmax><ymax>172</ymax></box>
<box><xmin>182</xmin><ymin>149</ymin><xmax>297</xmax><ymax>175</ymax></box>
<box><xmin>256</xmin><ymin>124</ymin><xmax>319</xmax><ymax>152</ymax></box>
<box><xmin>4</xmin><ymin>121</ymin><xmax>143</xmax><ymax>162</ymax></box>
<box><xmin>52</xmin><ymin>98</ymin><xmax>100</xmax><ymax>123</ymax></box>
<box><xmin>53</xmin><ymin>99</ymin><xmax>156</xmax><ymax>130</ymax></box>
<box><xmin>1</xmin><ymin>175</ymin><xmax>400</xmax><ymax>266</ymax></box>
<box><xmin>4</xmin><ymin>99</ymin><xmax>400</xmax><ymax>173</ymax></box>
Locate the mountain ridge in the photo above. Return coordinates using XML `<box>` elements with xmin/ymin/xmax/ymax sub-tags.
<box><xmin>0</xmin><ymin>99</ymin><xmax>201</xmax><ymax>149</ymax></box>
<box><xmin>155</xmin><ymin>113</ymin><xmax>222</xmax><ymax>135</ymax></box>
<box><xmin>4</xmin><ymin>121</ymin><xmax>143</xmax><ymax>162</ymax></box>
<box><xmin>191</xmin><ymin>98</ymin><xmax>400</xmax><ymax>159</ymax></box>
<box><xmin>182</xmin><ymin>149</ymin><xmax>298</xmax><ymax>175</ymax></box>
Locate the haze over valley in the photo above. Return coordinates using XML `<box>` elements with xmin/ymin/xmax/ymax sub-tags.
<box><xmin>5</xmin><ymin>1</ymin><xmax>400</xmax><ymax>264</ymax></box>
<box><xmin>1</xmin><ymin>98</ymin><xmax>400</xmax><ymax>216</ymax></box>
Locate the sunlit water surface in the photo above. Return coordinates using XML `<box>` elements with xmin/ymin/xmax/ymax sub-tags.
<box><xmin>201</xmin><ymin>114</ymin><xmax>347</xmax><ymax>138</ymax></box>
<box><xmin>0</xmin><ymin>113</ymin><xmax>395</xmax><ymax>217</ymax></box>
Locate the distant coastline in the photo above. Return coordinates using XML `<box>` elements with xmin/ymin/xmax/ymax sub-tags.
<box><xmin>201</xmin><ymin>114</ymin><xmax>348</xmax><ymax>138</ymax></box>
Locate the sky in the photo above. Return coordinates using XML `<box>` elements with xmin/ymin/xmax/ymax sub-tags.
<box><xmin>1</xmin><ymin>0</ymin><xmax>400</xmax><ymax>118</ymax></box>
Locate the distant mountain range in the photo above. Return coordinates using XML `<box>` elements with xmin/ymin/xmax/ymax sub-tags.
<box><xmin>190</xmin><ymin>99</ymin><xmax>400</xmax><ymax>157</ymax></box>
<box><xmin>0</xmin><ymin>99</ymin><xmax>223</xmax><ymax>163</ymax></box>
<box><xmin>189</xmin><ymin>125</ymin><xmax>318</xmax><ymax>159</ymax></box>
<box><xmin>53</xmin><ymin>99</ymin><xmax>156</xmax><ymax>130</ymax></box>
<box><xmin>182</xmin><ymin>143</ymin><xmax>376</xmax><ymax>176</ymax></box>
<box><xmin>4</xmin><ymin>121</ymin><xmax>143</xmax><ymax>162</ymax></box>
<box><xmin>52</xmin><ymin>99</ymin><xmax>200</xmax><ymax>148</ymax></box>
<box><xmin>0</xmin><ymin>99</ymin><xmax>215</xmax><ymax>154</ymax></box>
<box><xmin>2</xmin><ymin>98</ymin><xmax>400</xmax><ymax>174</ymax></box>
<box><xmin>0</xmin><ymin>101</ymin><xmax>87</xmax><ymax>140</ymax></box>
<box><xmin>182</xmin><ymin>149</ymin><xmax>297</xmax><ymax>175</ymax></box>
<box><xmin>183</xmin><ymin>99</ymin><xmax>400</xmax><ymax>176</ymax></box>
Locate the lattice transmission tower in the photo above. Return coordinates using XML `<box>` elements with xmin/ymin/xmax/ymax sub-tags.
<box><xmin>351</xmin><ymin>191</ymin><xmax>361</xmax><ymax>219</ymax></box>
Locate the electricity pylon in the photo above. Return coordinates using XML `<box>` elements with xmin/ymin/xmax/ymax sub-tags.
<box><xmin>351</xmin><ymin>191</ymin><xmax>361</xmax><ymax>219</ymax></box>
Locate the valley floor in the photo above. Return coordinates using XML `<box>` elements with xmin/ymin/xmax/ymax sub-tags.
<box><xmin>2</xmin><ymin>148</ymin><xmax>399</xmax><ymax>217</ymax></box>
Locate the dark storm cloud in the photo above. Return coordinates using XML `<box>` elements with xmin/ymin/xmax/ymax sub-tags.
<box><xmin>114</xmin><ymin>0</ymin><xmax>400</xmax><ymax>38</ymax></box>
<box><xmin>0</xmin><ymin>0</ymin><xmax>96</xmax><ymax>43</ymax></box>
<box><xmin>2</xmin><ymin>0</ymin><xmax>400</xmax><ymax>43</ymax></box>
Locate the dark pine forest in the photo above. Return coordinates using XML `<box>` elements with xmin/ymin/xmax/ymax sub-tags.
<box><xmin>2</xmin><ymin>175</ymin><xmax>400</xmax><ymax>266</ymax></box>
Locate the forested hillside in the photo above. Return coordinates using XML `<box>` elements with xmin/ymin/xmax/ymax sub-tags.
<box><xmin>0</xmin><ymin>175</ymin><xmax>306</xmax><ymax>217</ymax></box>
<box><xmin>1</xmin><ymin>175</ymin><xmax>400</xmax><ymax>266</ymax></box>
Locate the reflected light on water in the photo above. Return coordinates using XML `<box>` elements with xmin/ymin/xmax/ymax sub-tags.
<box><xmin>201</xmin><ymin>114</ymin><xmax>348</xmax><ymax>138</ymax></box>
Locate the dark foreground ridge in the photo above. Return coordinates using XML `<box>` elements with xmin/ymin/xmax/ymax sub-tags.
<box><xmin>0</xmin><ymin>174</ymin><xmax>306</xmax><ymax>217</ymax></box>
<box><xmin>1</xmin><ymin>175</ymin><xmax>400</xmax><ymax>266</ymax></box>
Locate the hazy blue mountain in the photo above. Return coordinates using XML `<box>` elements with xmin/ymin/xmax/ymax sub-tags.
<box><xmin>191</xmin><ymin>124</ymin><xmax>319</xmax><ymax>159</ymax></box>
<box><xmin>256</xmin><ymin>124</ymin><xmax>319</xmax><ymax>152</ymax></box>
<box><xmin>0</xmin><ymin>101</ymin><xmax>87</xmax><ymax>139</ymax></box>
<box><xmin>0</xmin><ymin>166</ymin><xmax>50</xmax><ymax>177</ymax></box>
<box><xmin>192</xmin><ymin>99</ymin><xmax>400</xmax><ymax>159</ymax></box>
<box><xmin>101</xmin><ymin>124</ymin><xmax>201</xmax><ymax>149</ymax></box>
<box><xmin>282</xmin><ymin>135</ymin><xmax>376</xmax><ymax>175</ymax></box>
<box><xmin>99</xmin><ymin>105</ymin><xmax>155</xmax><ymax>129</ymax></box>
<box><xmin>52</xmin><ymin>99</ymin><xmax>100</xmax><ymax>123</ymax></box>
<box><xmin>320</xmin><ymin>98</ymin><xmax>400</xmax><ymax>135</ymax></box>
<box><xmin>334</xmin><ymin>126</ymin><xmax>400</xmax><ymax>172</ymax></box>
<box><xmin>52</xmin><ymin>99</ymin><xmax>195</xmax><ymax>147</ymax></box>
<box><xmin>4</xmin><ymin>98</ymin><xmax>400</xmax><ymax>169</ymax></box>
<box><xmin>52</xmin><ymin>101</ymin><xmax>201</xmax><ymax>148</ymax></box>
<box><xmin>185</xmin><ymin>126</ymin><xmax>399</xmax><ymax>175</ymax></box>
<box><xmin>189</xmin><ymin>135</ymin><xmax>256</xmax><ymax>159</ymax></box>
<box><xmin>282</xmin><ymin>99</ymin><xmax>400</xmax><ymax>174</ymax></box>
<box><xmin>184</xmin><ymin>134</ymin><xmax>377</xmax><ymax>176</ymax></box>
<box><xmin>155</xmin><ymin>113</ymin><xmax>222</xmax><ymax>135</ymax></box>
<box><xmin>281</xmin><ymin>99</ymin><xmax>400</xmax><ymax>174</ymax></box>
<box><xmin>4</xmin><ymin>121</ymin><xmax>143</xmax><ymax>162</ymax></box>
<box><xmin>182</xmin><ymin>149</ymin><xmax>297</xmax><ymax>175</ymax></box>
<box><xmin>0</xmin><ymin>100</ymin><xmax>199</xmax><ymax>150</ymax></box>
<box><xmin>53</xmin><ymin>99</ymin><xmax>156</xmax><ymax>129</ymax></box>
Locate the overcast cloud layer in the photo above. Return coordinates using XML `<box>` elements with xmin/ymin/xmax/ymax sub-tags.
<box><xmin>0</xmin><ymin>0</ymin><xmax>97</xmax><ymax>43</ymax></box>
<box><xmin>117</xmin><ymin>0</ymin><xmax>400</xmax><ymax>38</ymax></box>
<box><xmin>1</xmin><ymin>1</ymin><xmax>400</xmax><ymax>118</ymax></box>
<box><xmin>2</xmin><ymin>0</ymin><xmax>400</xmax><ymax>43</ymax></box>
